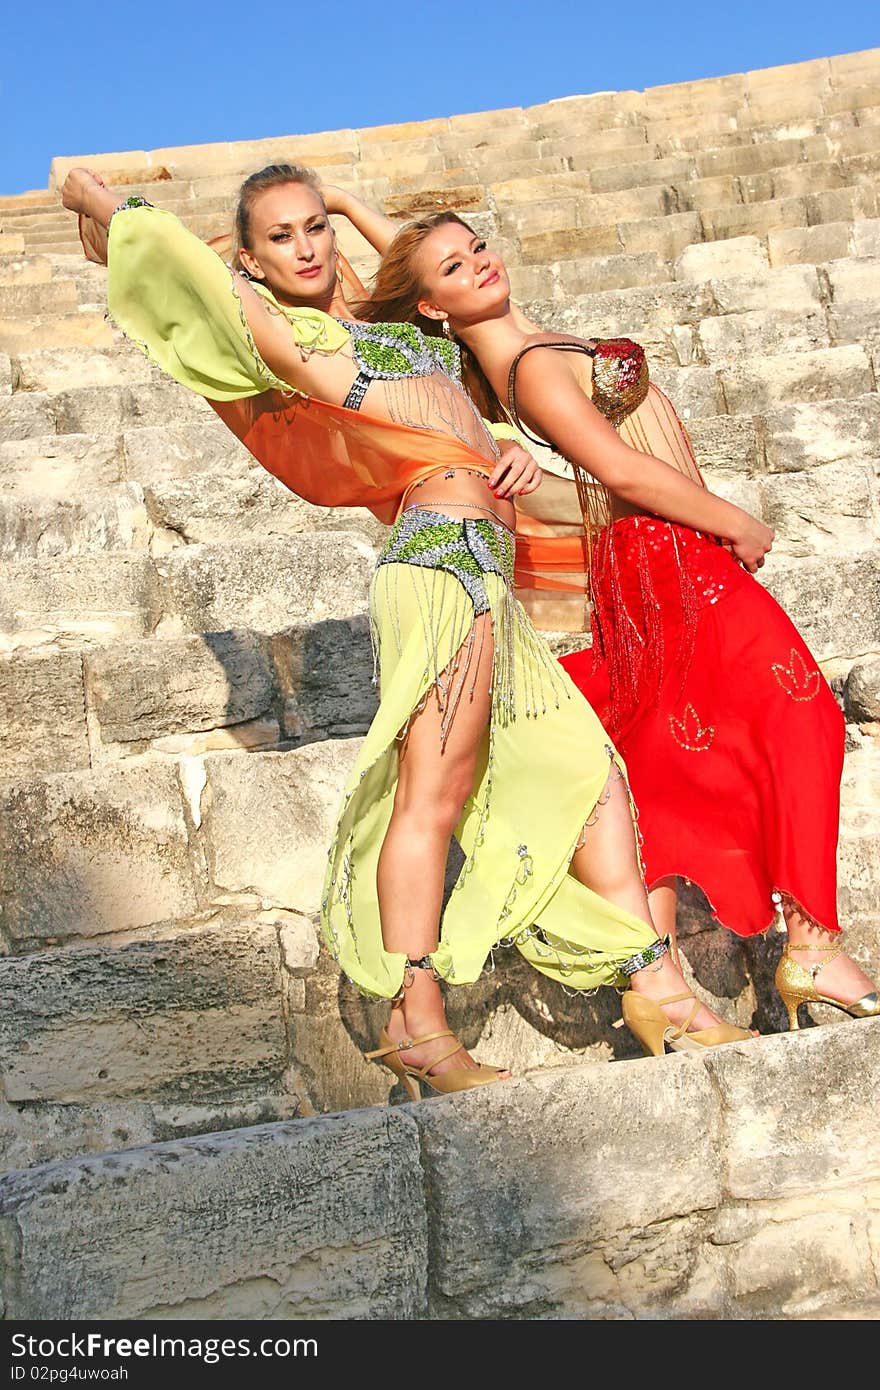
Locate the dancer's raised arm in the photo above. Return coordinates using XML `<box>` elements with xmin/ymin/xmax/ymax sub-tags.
<box><xmin>321</xmin><ymin>184</ymin><xmax>401</xmax><ymax>256</ymax></box>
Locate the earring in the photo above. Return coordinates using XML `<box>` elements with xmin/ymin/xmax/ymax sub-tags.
<box><xmin>336</xmin><ymin>255</ymin><xmax>345</xmax><ymax>288</ymax></box>
<box><xmin>441</xmin><ymin>318</ymin><xmax>453</xmax><ymax>339</ymax></box>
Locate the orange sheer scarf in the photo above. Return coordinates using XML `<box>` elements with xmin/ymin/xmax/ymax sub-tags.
<box><xmin>80</xmin><ymin>210</ymin><xmax>593</xmax><ymax>626</ymax></box>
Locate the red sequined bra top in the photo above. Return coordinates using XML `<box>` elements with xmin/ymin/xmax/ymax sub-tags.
<box><xmin>506</xmin><ymin>333</ymin><xmax>649</xmax><ymax>440</ymax></box>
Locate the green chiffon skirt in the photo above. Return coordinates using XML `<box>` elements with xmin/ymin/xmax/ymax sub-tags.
<box><xmin>321</xmin><ymin>507</ymin><xmax>656</xmax><ymax>999</ymax></box>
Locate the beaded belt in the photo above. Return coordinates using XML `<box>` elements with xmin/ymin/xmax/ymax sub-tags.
<box><xmin>377</xmin><ymin>507</ymin><xmax>515</xmax><ymax>615</ymax></box>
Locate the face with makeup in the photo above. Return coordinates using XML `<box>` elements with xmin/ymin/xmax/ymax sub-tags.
<box><xmin>237</xmin><ymin>182</ymin><xmax>338</xmax><ymax>307</ymax></box>
<box><xmin>414</xmin><ymin>220</ymin><xmax>511</xmax><ymax>330</ymax></box>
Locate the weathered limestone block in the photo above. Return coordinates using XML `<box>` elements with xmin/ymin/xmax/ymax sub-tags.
<box><xmin>767</xmin><ymin>222</ymin><xmax>852</xmax><ymax>267</ymax></box>
<box><xmin>54</xmin><ymin>379</ymin><xmax>209</xmax><ymax>435</ymax></box>
<box><xmin>837</xmin><ymin>743</ymin><xmax>880</xmax><ymax>922</ymax></box>
<box><xmin>0</xmin><ymin>255</ymin><xmax>52</xmax><ymax>287</ymax></box>
<box><xmin>845</xmin><ymin>657</ymin><xmax>880</xmax><ymax>723</ymax></box>
<box><xmin>0</xmin><ymin>433</ymin><xmax>122</xmax><ymax>494</ymax></box>
<box><xmin>761</xmin><ymin>395</ymin><xmax>880</xmax><ymax>472</ymax></box>
<box><xmin>769</xmin><ymin>161</ymin><xmax>851</xmax><ymax>201</ymax></box>
<box><xmin>0</xmin><ymin>650</ymin><xmax>89</xmax><ymax>781</ymax></box>
<box><xmin>413</xmin><ymin>1057</ymin><xmax>724</xmax><ymax>1318</ymax></box>
<box><xmin>144</xmin><ymin>471</ymin><xmax>385</xmax><ymax>547</ymax></box>
<box><xmin>202</xmin><ymin>741</ymin><xmax>360</xmax><ymax>910</ymax></box>
<box><xmin>762</xmin><ymin>555</ymin><xmax>880</xmax><ymax>661</ymax></box>
<box><xmin>719</xmin><ymin>1205</ymin><xmax>877</xmax><ymax>1317</ymax></box>
<box><xmin>122</xmin><ymin>418</ymin><xmax>253</xmax><ymax>484</ymax></box>
<box><xmin>382</xmin><ymin>181</ymin><xmax>485</xmax><ymax>218</ymax></box>
<box><xmin>807</xmin><ymin>184</ymin><xmax>878</xmax><ymax>225</ymax></box>
<box><xmin>0</xmin><ymin>353</ymin><xmax>10</xmax><ymax>394</ymax></box>
<box><xmin>518</xmin><ymin>224</ymin><xmax>619</xmax><ymax>264</ymax></box>
<box><xmin>0</xmin><ymin>762</ymin><xmax>200</xmax><ymax>945</ymax></box>
<box><xmin>13</xmin><ymin>345</ymin><xmax>155</xmax><ymax>393</ymax></box>
<box><xmin>708</xmin><ymin>265</ymin><xmax>821</xmax><ymax>315</ymax></box>
<box><xmin>0</xmin><ymin>391</ymin><xmax>55</xmax><ymax>441</ymax></box>
<box><xmin>84</xmin><ymin>631</ymin><xmax>276</xmax><ymax>747</ymax></box>
<box><xmin>0</xmin><ymin>234</ymin><xmax>26</xmax><ymax>256</ymax></box>
<box><xmin>707</xmin><ymin>1021</ymin><xmax>880</xmax><ymax>1200</ymax></box>
<box><xmin>696</xmin><ymin>139</ymin><xmax>804</xmax><ymax>178</ymax></box>
<box><xmin>828</xmin><ymin>298</ymin><xmax>880</xmax><ymax>351</ymax></box>
<box><xmin>496</xmin><ymin>196</ymin><xmax>580</xmax><ymax>240</ymax></box>
<box><xmin>154</xmin><ymin>535</ymin><xmax>373</xmax><ymax>637</ymax></box>
<box><xmin>556</xmin><ymin>252</ymin><xmax>668</xmax><ymax>297</ymax></box>
<box><xmin>673</xmin><ymin>174</ymin><xmax>741</xmax><ymax>212</ymax></box>
<box><xmin>590</xmin><ymin>155</ymin><xmax>693</xmax><ymax>194</ymax></box>
<box><xmin>0</xmin><ymin>482</ymin><xmax>151</xmax><ymax>560</ymax></box>
<box><xmin>276</xmin><ymin>912</ymin><xmax>321</xmax><ymax>975</ymax></box>
<box><xmin>697</xmin><ymin>308</ymin><xmax>829</xmax><ymax>362</ymax></box>
<box><xmin>0</xmin><ymin>280</ymin><xmax>77</xmax><ymax>316</ymax></box>
<box><xmin>686</xmin><ymin>416</ymin><xmax>761</xmax><ymax>473</ymax></box>
<box><xmin>0</xmin><ymin>308</ymin><xmax>114</xmax><ymax>353</ymax></box>
<box><xmin>272</xmin><ymin>616</ymin><xmax>377</xmax><ymax>739</ymax></box>
<box><xmin>761</xmin><ymin>462</ymin><xmax>877</xmax><ymax>555</ymax></box>
<box><xmin>0</xmin><ymin>914</ymin><xmax>286</xmax><ymax>1104</ymax></box>
<box><xmin>644</xmin><ymin>365</ymin><xmax>725</xmax><ymax>418</ymax></box>
<box><xmin>617</xmin><ymin>211</ymin><xmax>702</xmax><ymax>260</ymax></box>
<box><xmin>0</xmin><ymin>552</ymin><xmax>159</xmax><ymax>651</ymax></box>
<box><xmin>675</xmin><ymin>236</ymin><xmax>769</xmax><ymax>282</ymax></box>
<box><xmin>0</xmin><ymin>1108</ymin><xmax>426</xmax><ymax>1319</ymax></box>
<box><xmin>530</xmin><ymin>282</ymin><xmax>717</xmax><ymax>368</ymax></box>
<box><xmin>0</xmin><ymin>1092</ymin><xmax>302</xmax><ymax>1175</ymax></box>
<box><xmin>701</xmin><ymin>198</ymin><xmax>807</xmax><ymax>242</ymax></box>
<box><xmin>720</xmin><ymin>346</ymin><xmax>873</xmax><ymax>413</ymax></box>
<box><xmin>853</xmin><ymin>219</ymin><xmax>880</xmax><ymax>257</ymax></box>
<box><xmin>550</xmin><ymin>127</ymin><xmax>651</xmax><ymax>168</ymax></box>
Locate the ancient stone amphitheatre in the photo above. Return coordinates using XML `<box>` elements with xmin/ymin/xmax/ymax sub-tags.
<box><xmin>1</xmin><ymin>48</ymin><xmax>879</xmax><ymax>1318</ymax></box>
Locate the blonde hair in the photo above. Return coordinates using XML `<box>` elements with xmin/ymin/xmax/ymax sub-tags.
<box><xmin>232</xmin><ymin>163</ymin><xmax>326</xmax><ymax>274</ymax></box>
<box><xmin>355</xmin><ymin>212</ymin><xmax>509</xmax><ymax>424</ymax></box>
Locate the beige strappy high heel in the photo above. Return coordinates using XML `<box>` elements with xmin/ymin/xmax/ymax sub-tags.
<box><xmin>620</xmin><ymin>990</ymin><xmax>755</xmax><ymax>1057</ymax></box>
<box><xmin>365</xmin><ymin>1028</ymin><xmax>507</xmax><ymax>1101</ymax></box>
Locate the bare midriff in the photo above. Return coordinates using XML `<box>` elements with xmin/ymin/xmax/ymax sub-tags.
<box><xmin>401</xmin><ymin>465</ymin><xmax>516</xmax><ymax>532</ymax></box>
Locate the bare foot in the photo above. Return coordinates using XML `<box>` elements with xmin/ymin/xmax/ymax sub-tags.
<box><xmin>630</xmin><ymin>951</ymin><xmax>758</xmax><ymax>1037</ymax></box>
<box><xmin>385</xmin><ymin>969</ymin><xmax>512</xmax><ymax>1080</ymax></box>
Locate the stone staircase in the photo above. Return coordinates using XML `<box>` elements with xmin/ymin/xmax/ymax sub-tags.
<box><xmin>1</xmin><ymin>48</ymin><xmax>879</xmax><ymax>1318</ymax></box>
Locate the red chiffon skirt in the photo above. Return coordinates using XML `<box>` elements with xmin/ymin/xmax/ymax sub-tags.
<box><xmin>560</xmin><ymin>516</ymin><xmax>845</xmax><ymax>936</ymax></box>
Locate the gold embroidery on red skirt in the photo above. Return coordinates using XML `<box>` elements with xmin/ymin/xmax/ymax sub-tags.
<box><xmin>669</xmin><ymin>702</ymin><xmax>715</xmax><ymax>752</ymax></box>
<box><xmin>770</xmin><ymin>648</ymin><xmax>820</xmax><ymax>702</ymax></box>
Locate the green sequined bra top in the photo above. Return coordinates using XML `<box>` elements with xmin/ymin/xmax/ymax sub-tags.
<box><xmin>339</xmin><ymin>319</ymin><xmax>462</xmax><ymax>410</ymax></box>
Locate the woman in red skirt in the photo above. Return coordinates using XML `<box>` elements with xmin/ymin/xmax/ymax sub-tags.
<box><xmin>340</xmin><ymin>196</ymin><xmax>878</xmax><ymax>1030</ymax></box>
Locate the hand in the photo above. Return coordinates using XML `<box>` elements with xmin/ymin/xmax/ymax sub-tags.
<box><xmin>60</xmin><ymin>167</ymin><xmax>106</xmax><ymax>215</ymax></box>
<box><xmin>318</xmin><ymin>183</ymin><xmax>351</xmax><ymax>217</ymax></box>
<box><xmin>487</xmin><ymin>442</ymin><xmax>543</xmax><ymax>499</ymax></box>
<box><xmin>728</xmin><ymin>515</ymin><xmax>774</xmax><ymax>574</ymax></box>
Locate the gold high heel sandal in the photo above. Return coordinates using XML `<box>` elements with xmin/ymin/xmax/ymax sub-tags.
<box><xmin>620</xmin><ymin>990</ymin><xmax>755</xmax><ymax>1058</ymax></box>
<box><xmin>775</xmin><ymin>941</ymin><xmax>880</xmax><ymax>1031</ymax></box>
<box><xmin>365</xmin><ymin>1028</ymin><xmax>506</xmax><ymax>1102</ymax></box>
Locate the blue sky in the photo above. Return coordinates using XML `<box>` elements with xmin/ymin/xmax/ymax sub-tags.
<box><xmin>3</xmin><ymin>0</ymin><xmax>877</xmax><ymax>195</ymax></box>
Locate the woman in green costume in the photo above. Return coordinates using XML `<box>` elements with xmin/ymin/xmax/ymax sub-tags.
<box><xmin>61</xmin><ymin>166</ymin><xmax>755</xmax><ymax>1094</ymax></box>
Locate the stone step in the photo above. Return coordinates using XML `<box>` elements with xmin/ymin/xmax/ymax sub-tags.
<box><xmin>0</xmin><ymin>739</ymin><xmax>360</xmax><ymax>951</ymax></box>
<box><xmin>0</xmin><ymin>311</ymin><xmax>115</xmax><ymax>353</ymax></box>
<box><xmin>0</xmin><ymin>598</ymin><xmax>376</xmax><ymax>776</ymax></box>
<box><xmin>0</xmin><ymin>482</ymin><xmax>151</xmax><ymax>560</ymax></box>
<box><xmin>3</xmin><ymin>1018</ymin><xmax>880</xmax><ymax>1319</ymax></box>
<box><xmin>0</xmin><ymin>531</ymin><xmax>374</xmax><ymax>652</ymax></box>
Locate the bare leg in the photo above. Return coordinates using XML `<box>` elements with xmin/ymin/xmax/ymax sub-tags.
<box><xmin>570</xmin><ymin>767</ymin><xmax>753</xmax><ymax>1034</ymax></box>
<box><xmin>783</xmin><ymin>901</ymin><xmax>875</xmax><ymax>1002</ymax></box>
<box><xmin>648</xmin><ymin>876</ymin><xmax>679</xmax><ymax>966</ymax></box>
<box><xmin>377</xmin><ymin>614</ymin><xmax>510</xmax><ymax>1079</ymax></box>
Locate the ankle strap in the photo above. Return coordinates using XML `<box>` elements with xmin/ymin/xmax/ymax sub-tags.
<box><xmin>364</xmin><ymin>1029</ymin><xmax>454</xmax><ymax>1061</ymax></box>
